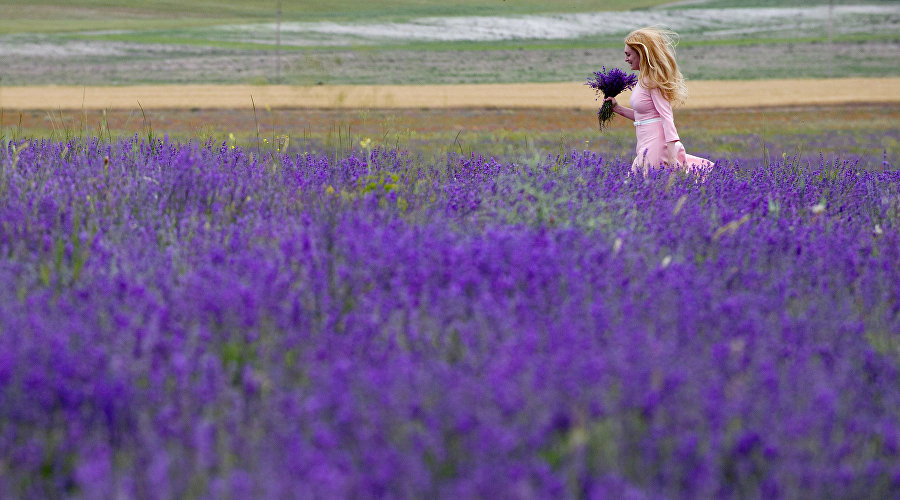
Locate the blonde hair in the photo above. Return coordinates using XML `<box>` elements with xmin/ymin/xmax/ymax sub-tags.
<box><xmin>625</xmin><ymin>26</ymin><xmax>688</xmax><ymax>106</ymax></box>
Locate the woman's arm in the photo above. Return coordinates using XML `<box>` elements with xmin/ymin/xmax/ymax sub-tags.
<box><xmin>604</xmin><ymin>97</ymin><xmax>635</xmax><ymax>121</ymax></box>
<box><xmin>648</xmin><ymin>88</ymin><xmax>681</xmax><ymax>167</ymax></box>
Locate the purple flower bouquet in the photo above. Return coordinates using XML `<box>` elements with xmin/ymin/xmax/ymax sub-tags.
<box><xmin>586</xmin><ymin>66</ymin><xmax>638</xmax><ymax>131</ymax></box>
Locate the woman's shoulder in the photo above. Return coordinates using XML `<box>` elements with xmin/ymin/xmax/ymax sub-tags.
<box><xmin>634</xmin><ymin>78</ymin><xmax>652</xmax><ymax>93</ymax></box>
<box><xmin>637</xmin><ymin>77</ymin><xmax>661</xmax><ymax>93</ymax></box>
<box><xmin>642</xmin><ymin>80</ymin><xmax>669</xmax><ymax>99</ymax></box>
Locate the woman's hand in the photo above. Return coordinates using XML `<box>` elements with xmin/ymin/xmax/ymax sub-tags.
<box><xmin>605</xmin><ymin>97</ymin><xmax>634</xmax><ymax>120</ymax></box>
<box><xmin>665</xmin><ymin>141</ymin><xmax>682</xmax><ymax>168</ymax></box>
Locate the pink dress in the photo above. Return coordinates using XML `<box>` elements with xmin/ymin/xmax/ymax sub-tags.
<box><xmin>629</xmin><ymin>80</ymin><xmax>711</xmax><ymax>174</ymax></box>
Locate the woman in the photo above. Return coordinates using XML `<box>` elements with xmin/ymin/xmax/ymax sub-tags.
<box><xmin>604</xmin><ymin>27</ymin><xmax>711</xmax><ymax>175</ymax></box>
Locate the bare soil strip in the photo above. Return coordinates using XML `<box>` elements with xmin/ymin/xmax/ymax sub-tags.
<box><xmin>2</xmin><ymin>79</ymin><xmax>898</xmax><ymax>111</ymax></box>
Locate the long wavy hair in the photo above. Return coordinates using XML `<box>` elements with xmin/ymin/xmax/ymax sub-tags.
<box><xmin>625</xmin><ymin>26</ymin><xmax>688</xmax><ymax>106</ymax></box>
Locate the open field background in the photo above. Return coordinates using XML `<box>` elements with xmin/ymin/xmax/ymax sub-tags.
<box><xmin>3</xmin><ymin>78</ymin><xmax>898</xmax><ymax>110</ymax></box>
<box><xmin>1</xmin><ymin>1</ymin><xmax>897</xmax><ymax>85</ymax></box>
<box><xmin>3</xmin><ymin>0</ymin><xmax>894</xmax><ymax>32</ymax></box>
<box><xmin>3</xmin><ymin>40</ymin><xmax>897</xmax><ymax>85</ymax></box>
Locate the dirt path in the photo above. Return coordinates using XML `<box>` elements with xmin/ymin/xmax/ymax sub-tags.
<box><xmin>2</xmin><ymin>78</ymin><xmax>898</xmax><ymax>111</ymax></box>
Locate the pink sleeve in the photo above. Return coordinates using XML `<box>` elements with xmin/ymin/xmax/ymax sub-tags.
<box><xmin>649</xmin><ymin>87</ymin><xmax>680</xmax><ymax>142</ymax></box>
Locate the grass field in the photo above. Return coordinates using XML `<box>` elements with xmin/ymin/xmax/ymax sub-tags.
<box><xmin>3</xmin><ymin>38</ymin><xmax>897</xmax><ymax>86</ymax></box>
<box><xmin>1</xmin><ymin>1</ymin><xmax>897</xmax><ymax>85</ymax></box>
<box><xmin>4</xmin><ymin>103</ymin><xmax>897</xmax><ymax>171</ymax></box>
<box><xmin>1</xmin><ymin>0</ymin><xmax>894</xmax><ymax>33</ymax></box>
<box><xmin>0</xmin><ymin>0</ymin><xmax>665</xmax><ymax>33</ymax></box>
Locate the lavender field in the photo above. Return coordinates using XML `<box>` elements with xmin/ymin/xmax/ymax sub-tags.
<box><xmin>1</xmin><ymin>136</ymin><xmax>899</xmax><ymax>498</ymax></box>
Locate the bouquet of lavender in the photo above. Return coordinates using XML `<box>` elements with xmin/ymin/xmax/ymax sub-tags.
<box><xmin>586</xmin><ymin>66</ymin><xmax>638</xmax><ymax>131</ymax></box>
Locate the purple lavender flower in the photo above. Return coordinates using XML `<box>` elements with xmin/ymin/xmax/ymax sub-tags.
<box><xmin>586</xmin><ymin>66</ymin><xmax>639</xmax><ymax>131</ymax></box>
<box><xmin>0</xmin><ymin>137</ymin><xmax>898</xmax><ymax>498</ymax></box>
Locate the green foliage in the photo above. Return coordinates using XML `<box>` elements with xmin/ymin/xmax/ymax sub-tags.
<box><xmin>683</xmin><ymin>0</ymin><xmax>898</xmax><ymax>7</ymax></box>
<box><xmin>2</xmin><ymin>1</ymin><xmax>897</xmax><ymax>85</ymax></box>
<box><xmin>0</xmin><ymin>0</ymin><xmax>667</xmax><ymax>33</ymax></box>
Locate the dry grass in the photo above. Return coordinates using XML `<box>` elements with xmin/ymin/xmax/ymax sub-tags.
<box><xmin>2</xmin><ymin>78</ymin><xmax>899</xmax><ymax>111</ymax></box>
<box><xmin>4</xmin><ymin>102</ymin><xmax>895</xmax><ymax>140</ymax></box>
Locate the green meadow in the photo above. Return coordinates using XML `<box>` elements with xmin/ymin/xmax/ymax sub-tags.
<box><xmin>1</xmin><ymin>0</ymin><xmax>897</xmax><ymax>85</ymax></box>
<box><xmin>0</xmin><ymin>0</ymin><xmax>665</xmax><ymax>33</ymax></box>
<box><xmin>1</xmin><ymin>0</ymin><xmax>894</xmax><ymax>33</ymax></box>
